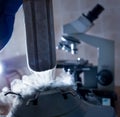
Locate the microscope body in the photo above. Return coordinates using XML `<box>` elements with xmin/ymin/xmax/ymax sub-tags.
<box><xmin>60</xmin><ymin>3</ymin><xmax>114</xmax><ymax>91</ymax></box>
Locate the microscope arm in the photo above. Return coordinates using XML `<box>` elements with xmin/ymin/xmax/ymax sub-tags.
<box><xmin>69</xmin><ymin>33</ymin><xmax>114</xmax><ymax>73</ymax></box>
<box><xmin>69</xmin><ymin>33</ymin><xmax>115</xmax><ymax>90</ymax></box>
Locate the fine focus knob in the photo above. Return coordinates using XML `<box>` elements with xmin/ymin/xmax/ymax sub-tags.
<box><xmin>97</xmin><ymin>69</ymin><xmax>113</xmax><ymax>86</ymax></box>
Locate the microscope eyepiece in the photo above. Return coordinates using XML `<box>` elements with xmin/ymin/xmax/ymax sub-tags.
<box><xmin>85</xmin><ymin>4</ymin><xmax>104</xmax><ymax>22</ymax></box>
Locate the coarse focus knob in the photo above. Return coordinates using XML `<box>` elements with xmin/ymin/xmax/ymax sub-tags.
<box><xmin>97</xmin><ymin>69</ymin><xmax>113</xmax><ymax>86</ymax></box>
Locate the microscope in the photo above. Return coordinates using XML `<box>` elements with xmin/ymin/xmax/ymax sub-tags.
<box><xmin>57</xmin><ymin>4</ymin><xmax>116</xmax><ymax>106</ymax></box>
<box><xmin>57</xmin><ymin>4</ymin><xmax>115</xmax><ymax>91</ymax></box>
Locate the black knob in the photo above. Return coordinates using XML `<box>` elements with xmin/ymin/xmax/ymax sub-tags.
<box><xmin>97</xmin><ymin>69</ymin><xmax>113</xmax><ymax>86</ymax></box>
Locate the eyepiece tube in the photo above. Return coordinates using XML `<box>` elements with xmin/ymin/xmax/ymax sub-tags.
<box><xmin>85</xmin><ymin>4</ymin><xmax>104</xmax><ymax>22</ymax></box>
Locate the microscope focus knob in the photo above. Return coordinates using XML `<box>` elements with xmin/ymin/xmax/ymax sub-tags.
<box><xmin>97</xmin><ymin>69</ymin><xmax>113</xmax><ymax>86</ymax></box>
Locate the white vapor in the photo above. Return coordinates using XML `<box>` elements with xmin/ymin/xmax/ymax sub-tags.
<box><xmin>0</xmin><ymin>67</ymin><xmax>75</xmax><ymax>116</ymax></box>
